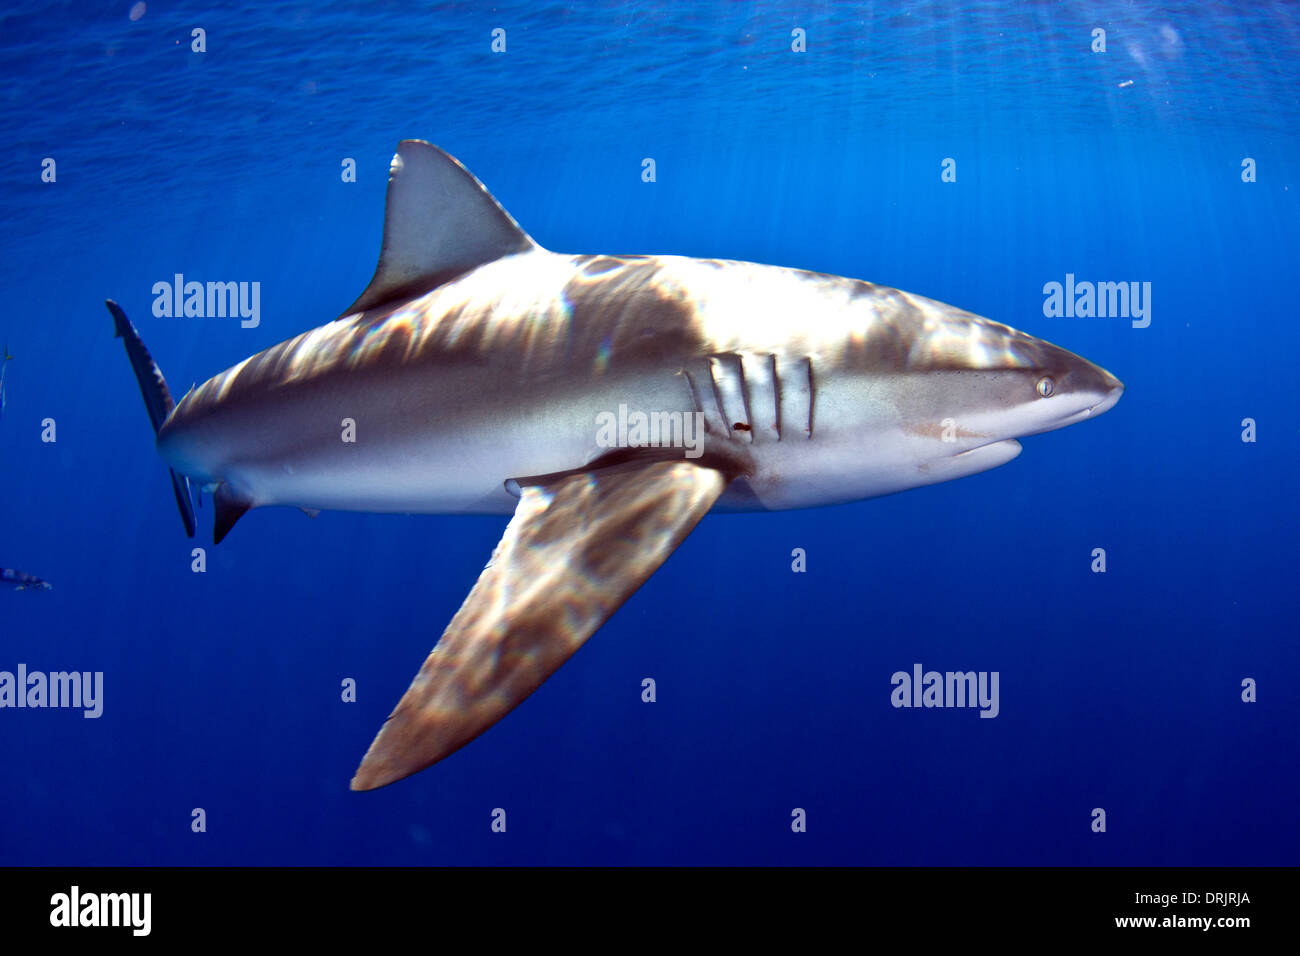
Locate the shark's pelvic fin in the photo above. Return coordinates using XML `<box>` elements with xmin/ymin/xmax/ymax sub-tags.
<box><xmin>212</xmin><ymin>483</ymin><xmax>253</xmax><ymax>545</ymax></box>
<box><xmin>340</xmin><ymin>140</ymin><xmax>538</xmax><ymax>318</ymax></box>
<box><xmin>351</xmin><ymin>459</ymin><xmax>730</xmax><ymax>790</ymax></box>
<box><xmin>106</xmin><ymin>300</ymin><xmax>197</xmax><ymax>539</ymax></box>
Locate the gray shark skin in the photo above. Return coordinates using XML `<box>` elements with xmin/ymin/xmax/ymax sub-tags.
<box><xmin>111</xmin><ymin>141</ymin><xmax>1123</xmax><ymax>790</ymax></box>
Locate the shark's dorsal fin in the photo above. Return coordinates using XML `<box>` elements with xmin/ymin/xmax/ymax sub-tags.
<box><xmin>340</xmin><ymin>140</ymin><xmax>537</xmax><ymax>317</ymax></box>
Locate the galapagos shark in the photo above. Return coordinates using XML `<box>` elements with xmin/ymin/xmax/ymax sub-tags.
<box><xmin>109</xmin><ymin>140</ymin><xmax>1123</xmax><ymax>790</ymax></box>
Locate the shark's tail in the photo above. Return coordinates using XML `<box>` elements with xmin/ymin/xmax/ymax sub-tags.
<box><xmin>106</xmin><ymin>299</ymin><xmax>197</xmax><ymax>538</ymax></box>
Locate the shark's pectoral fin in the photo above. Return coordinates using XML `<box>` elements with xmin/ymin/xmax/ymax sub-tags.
<box><xmin>350</xmin><ymin>459</ymin><xmax>730</xmax><ymax>791</ymax></box>
<box><xmin>340</xmin><ymin>140</ymin><xmax>538</xmax><ymax>318</ymax></box>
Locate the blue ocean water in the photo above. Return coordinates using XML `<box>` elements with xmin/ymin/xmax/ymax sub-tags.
<box><xmin>1</xmin><ymin>1</ymin><xmax>1296</xmax><ymax>865</ymax></box>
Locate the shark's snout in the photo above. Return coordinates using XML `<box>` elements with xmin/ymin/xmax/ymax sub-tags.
<box><xmin>1087</xmin><ymin>377</ymin><xmax>1124</xmax><ymax>416</ymax></box>
<box><xmin>1017</xmin><ymin>346</ymin><xmax>1123</xmax><ymax>437</ymax></box>
<box><xmin>1060</xmin><ymin>352</ymin><xmax>1123</xmax><ymax>415</ymax></box>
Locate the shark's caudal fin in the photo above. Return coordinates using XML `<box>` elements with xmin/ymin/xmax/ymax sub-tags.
<box><xmin>351</xmin><ymin>459</ymin><xmax>730</xmax><ymax>790</ymax></box>
<box><xmin>106</xmin><ymin>300</ymin><xmax>197</xmax><ymax>539</ymax></box>
<box><xmin>340</xmin><ymin>140</ymin><xmax>538</xmax><ymax>318</ymax></box>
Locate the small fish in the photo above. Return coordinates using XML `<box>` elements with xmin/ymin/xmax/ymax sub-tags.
<box><xmin>0</xmin><ymin>344</ymin><xmax>11</xmax><ymax>418</ymax></box>
<box><xmin>1</xmin><ymin>567</ymin><xmax>52</xmax><ymax>591</ymax></box>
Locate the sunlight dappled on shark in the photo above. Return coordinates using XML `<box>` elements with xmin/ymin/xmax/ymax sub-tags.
<box><xmin>109</xmin><ymin>141</ymin><xmax>1122</xmax><ymax>789</ymax></box>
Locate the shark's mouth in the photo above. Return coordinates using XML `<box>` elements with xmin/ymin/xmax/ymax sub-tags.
<box><xmin>920</xmin><ymin>438</ymin><xmax>1023</xmax><ymax>479</ymax></box>
<box><xmin>951</xmin><ymin>438</ymin><xmax>1022</xmax><ymax>460</ymax></box>
<box><xmin>1020</xmin><ymin>384</ymin><xmax>1126</xmax><ymax>437</ymax></box>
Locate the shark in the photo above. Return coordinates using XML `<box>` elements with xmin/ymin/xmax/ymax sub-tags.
<box><xmin>109</xmin><ymin>140</ymin><xmax>1123</xmax><ymax>790</ymax></box>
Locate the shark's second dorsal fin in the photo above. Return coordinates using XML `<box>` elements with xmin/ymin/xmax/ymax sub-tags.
<box><xmin>341</xmin><ymin>140</ymin><xmax>537</xmax><ymax>317</ymax></box>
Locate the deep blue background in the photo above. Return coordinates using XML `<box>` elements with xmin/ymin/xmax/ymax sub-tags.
<box><xmin>0</xmin><ymin>2</ymin><xmax>1296</xmax><ymax>864</ymax></box>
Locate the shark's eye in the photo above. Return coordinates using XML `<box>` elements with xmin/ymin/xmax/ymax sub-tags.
<box><xmin>1036</xmin><ymin>376</ymin><xmax>1055</xmax><ymax>398</ymax></box>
